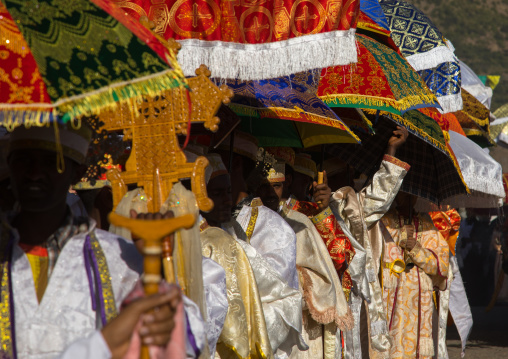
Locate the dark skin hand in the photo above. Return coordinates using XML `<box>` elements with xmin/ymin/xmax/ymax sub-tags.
<box><xmin>101</xmin><ymin>287</ymin><xmax>182</xmax><ymax>359</ymax></box>
<box><xmin>404</xmin><ymin>224</ymin><xmax>416</xmax><ymax>251</ymax></box>
<box><xmin>312</xmin><ymin>170</ymin><xmax>331</xmax><ymax>212</ymax></box>
<box><xmin>385</xmin><ymin>126</ymin><xmax>409</xmax><ymax>156</ymax></box>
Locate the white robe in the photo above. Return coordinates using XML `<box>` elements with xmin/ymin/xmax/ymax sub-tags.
<box><xmin>232</xmin><ymin>204</ymin><xmax>299</xmax><ymax>289</ymax></box>
<box><xmin>9</xmin><ymin>220</ymin><xmax>207</xmax><ymax>359</ymax></box>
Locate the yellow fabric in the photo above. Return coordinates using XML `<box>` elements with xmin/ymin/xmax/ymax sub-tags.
<box><xmin>25</xmin><ymin>253</ymin><xmax>49</xmax><ymax>303</ymax></box>
<box><xmin>381</xmin><ymin>210</ymin><xmax>450</xmax><ymax>359</ymax></box>
<box><xmin>200</xmin><ymin>226</ymin><xmax>273</xmax><ymax>359</ymax></box>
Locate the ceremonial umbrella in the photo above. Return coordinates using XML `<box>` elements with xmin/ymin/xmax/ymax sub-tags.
<box><xmin>0</xmin><ymin>0</ymin><xmax>186</xmax><ymax>130</ymax></box>
<box><xmin>318</xmin><ymin>34</ymin><xmax>439</xmax><ymax>116</ymax></box>
<box><xmin>379</xmin><ymin>0</ymin><xmax>462</xmax><ymax>113</ymax></box>
<box><xmin>113</xmin><ymin>0</ymin><xmax>361</xmax><ymax>80</ymax></box>
<box><xmin>224</xmin><ymin>71</ymin><xmax>360</xmax><ymax>148</ymax></box>
<box><xmin>453</xmin><ymin>89</ymin><xmax>494</xmax><ymax>148</ymax></box>
<box><xmin>328</xmin><ymin>109</ymin><xmax>469</xmax><ymax>204</ymax></box>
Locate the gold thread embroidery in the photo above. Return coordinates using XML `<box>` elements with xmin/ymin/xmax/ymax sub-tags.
<box><xmin>89</xmin><ymin>233</ymin><xmax>118</xmax><ymax>322</ymax></box>
<box><xmin>0</xmin><ymin>222</ymin><xmax>13</xmax><ymax>358</ymax></box>
<box><xmin>245</xmin><ymin>206</ymin><xmax>259</xmax><ymax>243</ymax></box>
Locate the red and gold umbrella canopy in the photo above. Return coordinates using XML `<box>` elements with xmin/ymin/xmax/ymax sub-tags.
<box><xmin>318</xmin><ymin>34</ymin><xmax>439</xmax><ymax>115</ymax></box>
<box><xmin>113</xmin><ymin>0</ymin><xmax>361</xmax><ymax>79</ymax></box>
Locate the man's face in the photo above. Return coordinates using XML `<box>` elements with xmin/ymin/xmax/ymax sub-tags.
<box><xmin>8</xmin><ymin>149</ymin><xmax>77</xmax><ymax>212</ymax></box>
<box><xmin>204</xmin><ymin>174</ymin><xmax>233</xmax><ymax>225</ymax></box>
<box><xmin>255</xmin><ymin>180</ymin><xmax>283</xmax><ymax>211</ymax></box>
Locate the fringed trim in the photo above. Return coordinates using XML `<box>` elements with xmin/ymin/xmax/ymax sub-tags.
<box><xmin>297</xmin><ymin>265</ymin><xmax>354</xmax><ymax>331</ymax></box>
<box><xmin>463</xmin><ymin>112</ymin><xmax>491</xmax><ymax>127</ymax></box>
<box><xmin>362</xmin><ymin>108</ymin><xmax>449</xmax><ymax>154</ymax></box>
<box><xmin>461</xmin><ymin>169</ymin><xmax>505</xmax><ymax>196</ymax></box>
<box><xmin>321</xmin><ymin>93</ymin><xmax>438</xmax><ymax>114</ymax></box>
<box><xmin>436</xmin><ymin>93</ymin><xmax>464</xmax><ymax>114</ymax></box>
<box><xmin>415</xmin><ymin>194</ymin><xmax>503</xmax><ymax>211</ymax></box>
<box><xmin>0</xmin><ymin>69</ymin><xmax>187</xmax><ymax>129</ymax></box>
<box><xmin>229</xmin><ymin>103</ymin><xmax>361</xmax><ymax>143</ymax></box>
<box><xmin>406</xmin><ymin>45</ymin><xmax>457</xmax><ymax>72</ymax></box>
<box><xmin>444</xmin><ymin>144</ymin><xmax>470</xmax><ymax>194</ymax></box>
<box><xmin>176</xmin><ymin>30</ymin><xmax>357</xmax><ymax>80</ymax></box>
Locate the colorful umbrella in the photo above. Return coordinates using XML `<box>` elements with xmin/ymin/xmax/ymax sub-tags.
<box><xmin>360</xmin><ymin>0</ymin><xmax>390</xmax><ymax>31</ymax></box>
<box><xmin>329</xmin><ymin>110</ymin><xmax>469</xmax><ymax>204</ymax></box>
<box><xmin>460</xmin><ymin>60</ymin><xmax>493</xmax><ymax>110</ymax></box>
<box><xmin>0</xmin><ymin>0</ymin><xmax>186</xmax><ymax>129</ymax></box>
<box><xmin>379</xmin><ymin>0</ymin><xmax>456</xmax><ymax>70</ymax></box>
<box><xmin>113</xmin><ymin>0</ymin><xmax>361</xmax><ymax>80</ymax></box>
<box><xmin>416</xmin><ymin>131</ymin><xmax>505</xmax><ymax>210</ymax></box>
<box><xmin>454</xmin><ymin>88</ymin><xmax>494</xmax><ymax>147</ymax></box>
<box><xmin>318</xmin><ymin>34</ymin><xmax>439</xmax><ymax>116</ymax></box>
<box><xmin>224</xmin><ymin>71</ymin><xmax>360</xmax><ymax>148</ymax></box>
<box><xmin>379</xmin><ymin>0</ymin><xmax>462</xmax><ymax>113</ymax></box>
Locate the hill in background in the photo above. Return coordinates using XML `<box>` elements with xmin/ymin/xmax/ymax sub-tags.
<box><xmin>410</xmin><ymin>0</ymin><xmax>508</xmax><ymax>112</ymax></box>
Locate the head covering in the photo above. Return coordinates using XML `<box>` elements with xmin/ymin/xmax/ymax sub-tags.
<box><xmin>256</xmin><ymin>148</ymin><xmax>285</xmax><ymax>183</ymax></box>
<box><xmin>265</xmin><ymin>147</ymin><xmax>295</xmax><ymax>167</ymax></box>
<box><xmin>267</xmin><ymin>161</ymin><xmax>286</xmax><ymax>183</ymax></box>
<box><xmin>294</xmin><ymin>153</ymin><xmax>317</xmax><ymax>179</ymax></box>
<box><xmin>220</xmin><ymin>131</ymin><xmax>259</xmax><ymax>162</ymax></box>
<box><xmin>8</xmin><ymin>123</ymin><xmax>92</xmax><ymax>164</ymax></box>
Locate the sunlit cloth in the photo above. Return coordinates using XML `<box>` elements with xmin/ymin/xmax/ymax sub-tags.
<box><xmin>416</xmin><ymin>131</ymin><xmax>504</xmax><ymax>210</ymax></box>
<box><xmin>380</xmin><ymin>0</ymin><xmax>456</xmax><ymax>71</ymax></box>
<box><xmin>319</xmin><ymin>34</ymin><xmax>439</xmax><ymax>116</ymax></box>
<box><xmin>460</xmin><ymin>60</ymin><xmax>493</xmax><ymax>110</ymax></box>
<box><xmin>226</xmin><ymin>71</ymin><xmax>360</xmax><ymax>147</ymax></box>
<box><xmin>0</xmin><ymin>0</ymin><xmax>185</xmax><ymax>127</ymax></box>
<box><xmin>116</xmin><ymin>0</ymin><xmax>360</xmax><ymax>80</ymax></box>
<box><xmin>360</xmin><ymin>0</ymin><xmax>389</xmax><ymax>30</ymax></box>
<box><xmin>418</xmin><ymin>61</ymin><xmax>463</xmax><ymax>114</ymax></box>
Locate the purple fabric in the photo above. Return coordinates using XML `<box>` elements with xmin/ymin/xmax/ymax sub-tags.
<box><xmin>83</xmin><ymin>235</ymin><xmax>107</xmax><ymax>326</ymax></box>
<box><xmin>185</xmin><ymin>312</ymin><xmax>200</xmax><ymax>357</ymax></box>
<box><xmin>83</xmin><ymin>237</ymin><xmax>96</xmax><ymax>312</ymax></box>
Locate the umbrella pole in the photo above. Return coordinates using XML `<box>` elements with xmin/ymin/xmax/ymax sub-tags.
<box><xmin>228</xmin><ymin>130</ymin><xmax>235</xmax><ymax>174</ymax></box>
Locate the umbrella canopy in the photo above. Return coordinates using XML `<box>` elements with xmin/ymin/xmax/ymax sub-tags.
<box><xmin>318</xmin><ymin>34</ymin><xmax>439</xmax><ymax>116</ymax></box>
<box><xmin>328</xmin><ymin>111</ymin><xmax>468</xmax><ymax>204</ymax></box>
<box><xmin>115</xmin><ymin>0</ymin><xmax>361</xmax><ymax>80</ymax></box>
<box><xmin>417</xmin><ymin>131</ymin><xmax>505</xmax><ymax>210</ymax></box>
<box><xmin>223</xmin><ymin>71</ymin><xmax>360</xmax><ymax>148</ymax></box>
<box><xmin>460</xmin><ymin>60</ymin><xmax>494</xmax><ymax>110</ymax></box>
<box><xmin>0</xmin><ymin>0</ymin><xmax>186</xmax><ymax>129</ymax></box>
<box><xmin>379</xmin><ymin>0</ymin><xmax>456</xmax><ymax>71</ymax></box>
<box><xmin>379</xmin><ymin>0</ymin><xmax>462</xmax><ymax>113</ymax></box>
<box><xmin>454</xmin><ymin>88</ymin><xmax>494</xmax><ymax>147</ymax></box>
<box><xmin>360</xmin><ymin>0</ymin><xmax>390</xmax><ymax>31</ymax></box>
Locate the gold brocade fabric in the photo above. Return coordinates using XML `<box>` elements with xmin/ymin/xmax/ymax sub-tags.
<box><xmin>380</xmin><ymin>210</ymin><xmax>449</xmax><ymax>359</ymax></box>
<box><xmin>200</xmin><ymin>226</ymin><xmax>273</xmax><ymax>359</ymax></box>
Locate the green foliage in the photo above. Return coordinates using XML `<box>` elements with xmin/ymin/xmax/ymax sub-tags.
<box><xmin>410</xmin><ymin>0</ymin><xmax>508</xmax><ymax>112</ymax></box>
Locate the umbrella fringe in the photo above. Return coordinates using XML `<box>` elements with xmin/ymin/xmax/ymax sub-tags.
<box><xmin>176</xmin><ymin>30</ymin><xmax>357</xmax><ymax>80</ymax></box>
<box><xmin>444</xmin><ymin>143</ymin><xmax>470</xmax><ymax>194</ymax></box>
<box><xmin>362</xmin><ymin>108</ymin><xmax>449</xmax><ymax>153</ymax></box>
<box><xmin>436</xmin><ymin>93</ymin><xmax>464</xmax><ymax>114</ymax></box>
<box><xmin>0</xmin><ymin>69</ymin><xmax>187</xmax><ymax>130</ymax></box>
<box><xmin>405</xmin><ymin>45</ymin><xmax>457</xmax><ymax>72</ymax></box>
<box><xmin>320</xmin><ymin>93</ymin><xmax>438</xmax><ymax>113</ymax></box>
<box><xmin>228</xmin><ymin>104</ymin><xmax>361</xmax><ymax>144</ymax></box>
